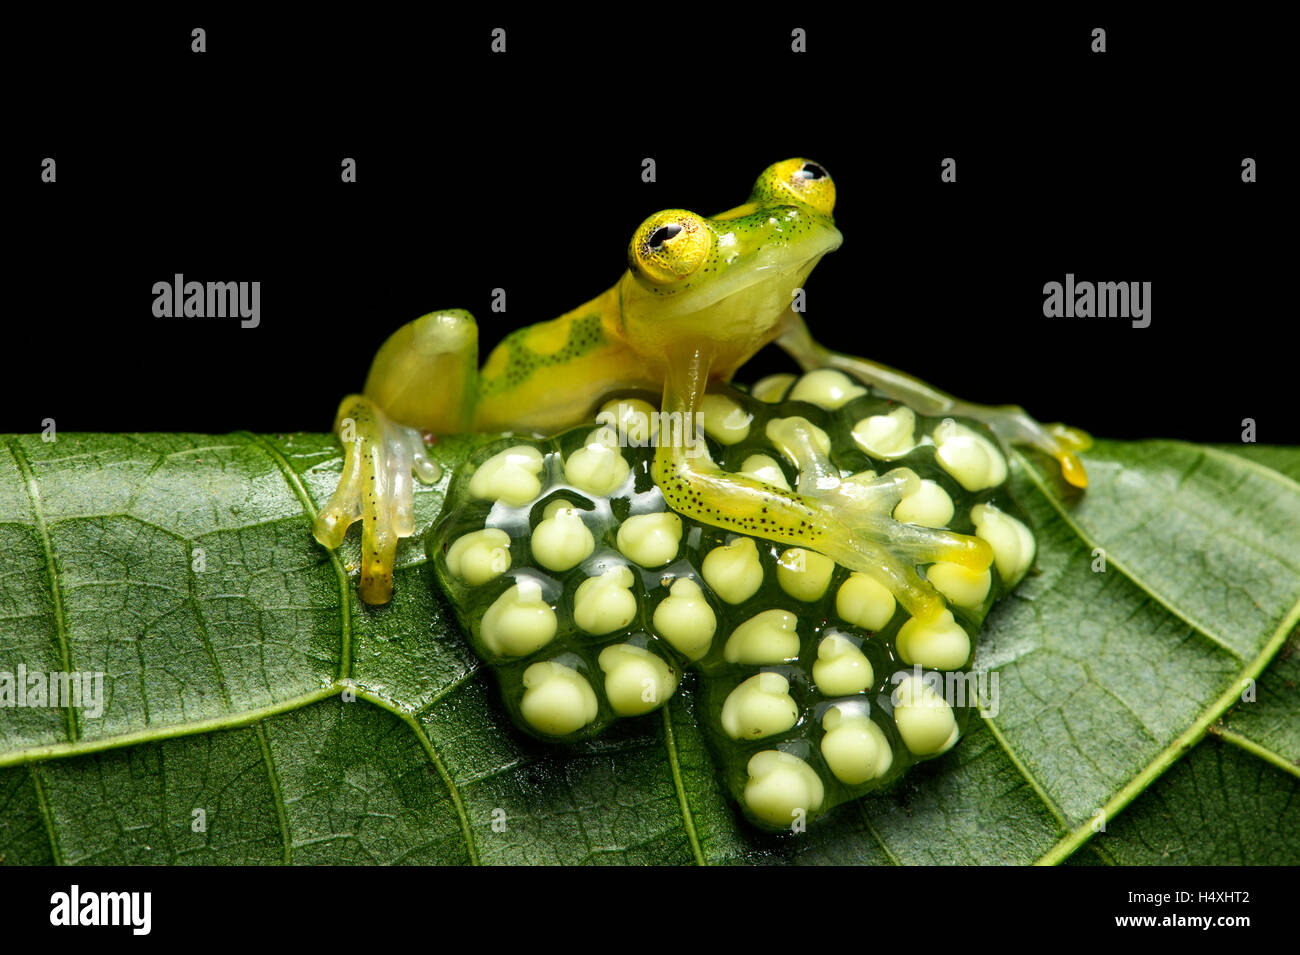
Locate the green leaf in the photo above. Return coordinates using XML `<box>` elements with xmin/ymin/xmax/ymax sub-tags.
<box><xmin>0</xmin><ymin>434</ymin><xmax>1297</xmax><ymax>865</ymax></box>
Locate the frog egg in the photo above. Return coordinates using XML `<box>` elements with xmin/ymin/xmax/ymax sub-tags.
<box><xmin>765</xmin><ymin>416</ymin><xmax>833</xmax><ymax>466</ymax></box>
<box><xmin>597</xmin><ymin>643</ymin><xmax>678</xmax><ymax>716</ymax></box>
<box><xmin>573</xmin><ymin>565</ymin><xmax>638</xmax><ymax>635</ymax></box>
<box><xmin>445</xmin><ymin>528</ymin><xmax>512</xmax><ymax>586</ymax></box>
<box><xmin>723</xmin><ymin>609</ymin><xmax>800</xmax><ymax>664</ymax></box>
<box><xmin>721</xmin><ymin>672</ymin><xmax>799</xmax><ymax>740</ymax></box>
<box><xmin>835</xmin><ymin>573</ymin><xmax>896</xmax><ymax>631</ymax></box>
<box><xmin>468</xmin><ymin>445</ymin><xmax>545</xmax><ymax>507</ymax></box>
<box><xmin>893</xmin><ymin>479</ymin><xmax>954</xmax><ymax>527</ymax></box>
<box><xmin>971</xmin><ymin>503</ymin><xmax>1036</xmax><ymax>586</ymax></box>
<box><xmin>651</xmin><ymin>578</ymin><xmax>716</xmax><ymax>661</ymax></box>
<box><xmin>700</xmin><ymin>393</ymin><xmax>754</xmax><ymax>445</ymax></box>
<box><xmin>598</xmin><ymin>397</ymin><xmax>658</xmax><ymax>447</ymax></box>
<box><xmin>932</xmin><ymin>419</ymin><xmax>1007</xmax><ymax>492</ymax></box>
<box><xmin>892</xmin><ymin>674</ymin><xmax>959</xmax><ymax>755</ymax></box>
<box><xmin>895</xmin><ymin>609</ymin><xmax>971</xmax><ymax>670</ymax></box>
<box><xmin>812</xmin><ymin>633</ymin><xmax>874</xmax><ymax>696</ymax></box>
<box><xmin>564</xmin><ymin>427</ymin><xmax>631</xmax><ymax>495</ymax></box>
<box><xmin>616</xmin><ymin>512</ymin><xmax>683</xmax><ymax>568</ymax></box>
<box><xmin>820</xmin><ymin>705</ymin><xmax>894</xmax><ymax>784</ymax></box>
<box><xmin>531</xmin><ymin>499</ymin><xmax>595</xmax><ymax>572</ymax></box>
<box><xmin>520</xmin><ymin>661</ymin><xmax>599</xmax><ymax>737</ymax></box>
<box><xmin>738</xmin><ymin>453</ymin><xmax>791</xmax><ymax>490</ymax></box>
<box><xmin>789</xmin><ymin>369</ymin><xmax>868</xmax><ymax>410</ymax></box>
<box><xmin>751</xmin><ymin>373</ymin><xmax>796</xmax><ymax>403</ymax></box>
<box><xmin>480</xmin><ymin>578</ymin><xmax>557</xmax><ymax>657</ymax></box>
<box><xmin>701</xmin><ymin>537</ymin><xmax>764</xmax><ymax>604</ymax></box>
<box><xmin>851</xmin><ymin>406</ymin><xmax>918</xmax><ymax>460</ymax></box>
<box><xmin>927</xmin><ymin>561</ymin><xmax>992</xmax><ymax>608</ymax></box>
<box><xmin>744</xmin><ymin>750</ymin><xmax>825</xmax><ymax>827</ymax></box>
<box><xmin>776</xmin><ymin>547</ymin><xmax>835</xmax><ymax>602</ymax></box>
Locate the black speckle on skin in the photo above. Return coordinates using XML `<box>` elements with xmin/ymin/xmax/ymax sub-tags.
<box><xmin>481</xmin><ymin>314</ymin><xmax>607</xmax><ymax>397</ymax></box>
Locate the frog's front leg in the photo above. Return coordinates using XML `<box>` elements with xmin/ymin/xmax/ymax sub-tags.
<box><xmin>651</xmin><ymin>344</ymin><xmax>991</xmax><ymax>623</ymax></box>
<box><xmin>313</xmin><ymin>310</ymin><xmax>478</xmax><ymax>604</ymax></box>
<box><xmin>776</xmin><ymin>312</ymin><xmax>1092</xmax><ymax>488</ymax></box>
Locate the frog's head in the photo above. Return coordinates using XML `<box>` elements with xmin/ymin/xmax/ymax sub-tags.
<box><xmin>618</xmin><ymin>158</ymin><xmax>842</xmax><ymax>359</ymax></box>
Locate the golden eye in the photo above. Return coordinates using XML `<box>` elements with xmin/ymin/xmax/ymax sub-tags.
<box><xmin>628</xmin><ymin>210</ymin><xmax>713</xmax><ymax>287</ymax></box>
<box><xmin>751</xmin><ymin>158</ymin><xmax>836</xmax><ymax>217</ymax></box>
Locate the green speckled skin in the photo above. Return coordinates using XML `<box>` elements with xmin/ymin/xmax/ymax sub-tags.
<box><xmin>478</xmin><ymin>313</ymin><xmax>609</xmax><ymax>399</ymax></box>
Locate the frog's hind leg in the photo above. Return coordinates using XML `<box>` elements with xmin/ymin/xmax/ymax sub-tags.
<box><xmin>314</xmin><ymin>309</ymin><xmax>479</xmax><ymax>604</ymax></box>
<box><xmin>764</xmin><ymin>415</ymin><xmax>989</xmax><ymax>570</ymax></box>
<box><xmin>775</xmin><ymin>312</ymin><xmax>1092</xmax><ymax>488</ymax></box>
<box><xmin>652</xmin><ymin>344</ymin><xmax>991</xmax><ymax>623</ymax></box>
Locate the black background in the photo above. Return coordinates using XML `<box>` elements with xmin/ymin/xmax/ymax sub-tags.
<box><xmin>9</xmin><ymin>11</ymin><xmax>1290</xmax><ymax>444</ymax></box>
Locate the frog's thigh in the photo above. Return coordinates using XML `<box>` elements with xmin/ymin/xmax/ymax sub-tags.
<box><xmin>363</xmin><ymin>309</ymin><xmax>479</xmax><ymax>434</ymax></box>
<box><xmin>651</xmin><ymin>344</ymin><xmax>983</xmax><ymax>624</ymax></box>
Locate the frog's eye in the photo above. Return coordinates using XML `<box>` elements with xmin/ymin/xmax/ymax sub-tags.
<box><xmin>628</xmin><ymin>210</ymin><xmax>714</xmax><ymax>288</ymax></box>
<box><xmin>751</xmin><ymin>157</ymin><xmax>837</xmax><ymax>217</ymax></box>
<box><xmin>795</xmin><ymin>161</ymin><xmax>828</xmax><ymax>182</ymax></box>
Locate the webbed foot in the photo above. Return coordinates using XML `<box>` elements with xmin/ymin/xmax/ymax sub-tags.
<box><xmin>313</xmin><ymin>394</ymin><xmax>441</xmax><ymax>604</ymax></box>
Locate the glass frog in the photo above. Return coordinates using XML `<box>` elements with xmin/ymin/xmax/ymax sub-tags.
<box><xmin>313</xmin><ymin>158</ymin><xmax>1089</xmax><ymax>608</ymax></box>
<box><xmin>314</xmin><ymin>158</ymin><xmax>1090</xmax><ymax>829</ymax></box>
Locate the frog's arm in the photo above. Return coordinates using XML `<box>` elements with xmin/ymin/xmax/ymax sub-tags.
<box><xmin>312</xmin><ymin>310</ymin><xmax>478</xmax><ymax>604</ymax></box>
<box><xmin>775</xmin><ymin>311</ymin><xmax>1092</xmax><ymax>488</ymax></box>
<box><xmin>651</xmin><ymin>342</ymin><xmax>992</xmax><ymax>623</ymax></box>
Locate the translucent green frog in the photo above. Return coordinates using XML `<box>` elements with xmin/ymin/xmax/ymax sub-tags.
<box><xmin>313</xmin><ymin>158</ymin><xmax>1089</xmax><ymax>610</ymax></box>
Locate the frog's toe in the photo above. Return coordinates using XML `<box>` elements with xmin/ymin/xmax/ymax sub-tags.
<box><xmin>834</xmin><ymin>494</ymin><xmax>993</xmax><ymax>625</ymax></box>
<box><xmin>761</xmin><ymin>415</ymin><xmax>992</xmax><ymax>622</ymax></box>
<box><xmin>313</xmin><ymin>434</ymin><xmax>364</xmax><ymax>550</ymax></box>
<box><xmin>313</xmin><ymin>394</ymin><xmax>442</xmax><ymax>605</ymax></box>
<box><xmin>1045</xmin><ymin>423</ymin><xmax>1092</xmax><ymax>488</ymax></box>
<box><xmin>358</xmin><ymin>500</ymin><xmax>399</xmax><ymax>605</ymax></box>
<box><xmin>938</xmin><ymin>402</ymin><xmax>1091</xmax><ymax>491</ymax></box>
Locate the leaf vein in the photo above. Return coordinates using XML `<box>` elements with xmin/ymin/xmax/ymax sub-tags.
<box><xmin>1209</xmin><ymin>725</ymin><xmax>1300</xmax><ymax>780</ymax></box>
<box><xmin>1014</xmin><ymin>449</ymin><xmax>1247</xmax><ymax>663</ymax></box>
<box><xmin>980</xmin><ymin>714</ymin><xmax>1071</xmax><ymax>832</ymax></box>
<box><xmin>6</xmin><ymin>438</ymin><xmax>79</xmax><ymax>742</ymax></box>
<box><xmin>358</xmin><ymin>690</ymin><xmax>481</xmax><ymax>866</ymax></box>
<box><xmin>660</xmin><ymin>705</ymin><xmax>705</xmax><ymax>866</ymax></box>
<box><xmin>255</xmin><ymin>721</ymin><xmax>294</xmax><ymax>864</ymax></box>
<box><xmin>28</xmin><ymin>764</ymin><xmax>63</xmax><ymax>865</ymax></box>
<box><xmin>240</xmin><ymin>432</ymin><xmax>354</xmax><ymax>680</ymax></box>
